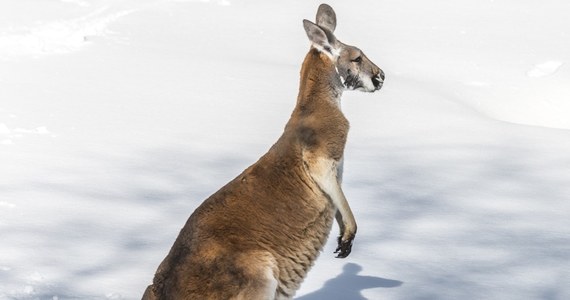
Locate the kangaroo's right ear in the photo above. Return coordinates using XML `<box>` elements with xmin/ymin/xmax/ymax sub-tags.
<box><xmin>303</xmin><ymin>19</ymin><xmax>338</xmax><ymax>58</ymax></box>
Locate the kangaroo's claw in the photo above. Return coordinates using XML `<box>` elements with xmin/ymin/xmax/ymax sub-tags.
<box><xmin>334</xmin><ymin>234</ymin><xmax>354</xmax><ymax>258</ymax></box>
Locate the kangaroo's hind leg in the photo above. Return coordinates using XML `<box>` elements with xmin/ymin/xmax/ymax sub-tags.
<box><xmin>233</xmin><ymin>251</ymin><xmax>280</xmax><ymax>300</ymax></box>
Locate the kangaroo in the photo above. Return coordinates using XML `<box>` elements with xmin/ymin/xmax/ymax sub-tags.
<box><xmin>143</xmin><ymin>4</ymin><xmax>384</xmax><ymax>300</ymax></box>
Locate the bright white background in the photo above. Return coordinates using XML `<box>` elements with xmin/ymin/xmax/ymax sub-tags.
<box><xmin>1</xmin><ymin>0</ymin><xmax>569</xmax><ymax>299</ymax></box>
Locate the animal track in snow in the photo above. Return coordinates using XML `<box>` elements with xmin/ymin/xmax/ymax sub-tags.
<box><xmin>526</xmin><ymin>61</ymin><xmax>565</xmax><ymax>78</ymax></box>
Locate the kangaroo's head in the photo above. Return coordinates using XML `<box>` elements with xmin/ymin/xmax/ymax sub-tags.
<box><xmin>303</xmin><ymin>4</ymin><xmax>384</xmax><ymax>92</ymax></box>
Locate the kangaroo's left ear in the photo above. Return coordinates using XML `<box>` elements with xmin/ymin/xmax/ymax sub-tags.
<box><xmin>316</xmin><ymin>4</ymin><xmax>336</xmax><ymax>33</ymax></box>
<box><xmin>303</xmin><ymin>19</ymin><xmax>338</xmax><ymax>58</ymax></box>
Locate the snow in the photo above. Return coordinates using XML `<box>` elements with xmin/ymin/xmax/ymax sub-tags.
<box><xmin>1</xmin><ymin>0</ymin><xmax>569</xmax><ymax>299</ymax></box>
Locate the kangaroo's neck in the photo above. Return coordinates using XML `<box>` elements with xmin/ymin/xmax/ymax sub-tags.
<box><xmin>296</xmin><ymin>48</ymin><xmax>344</xmax><ymax>109</ymax></box>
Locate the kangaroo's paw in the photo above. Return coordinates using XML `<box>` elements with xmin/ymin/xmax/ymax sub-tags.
<box><xmin>334</xmin><ymin>234</ymin><xmax>355</xmax><ymax>258</ymax></box>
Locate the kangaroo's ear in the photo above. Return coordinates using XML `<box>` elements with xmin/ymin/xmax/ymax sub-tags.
<box><xmin>303</xmin><ymin>19</ymin><xmax>337</xmax><ymax>57</ymax></box>
<box><xmin>316</xmin><ymin>4</ymin><xmax>336</xmax><ymax>33</ymax></box>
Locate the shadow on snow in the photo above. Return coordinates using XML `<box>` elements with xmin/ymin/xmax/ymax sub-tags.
<box><xmin>296</xmin><ymin>263</ymin><xmax>402</xmax><ymax>300</ymax></box>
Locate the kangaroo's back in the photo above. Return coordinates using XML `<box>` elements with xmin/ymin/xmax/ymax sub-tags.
<box><xmin>143</xmin><ymin>4</ymin><xmax>384</xmax><ymax>300</ymax></box>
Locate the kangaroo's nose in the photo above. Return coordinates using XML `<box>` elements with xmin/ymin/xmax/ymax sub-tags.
<box><xmin>372</xmin><ymin>69</ymin><xmax>385</xmax><ymax>90</ymax></box>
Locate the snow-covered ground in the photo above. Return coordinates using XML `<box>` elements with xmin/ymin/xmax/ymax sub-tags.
<box><xmin>1</xmin><ymin>0</ymin><xmax>569</xmax><ymax>299</ymax></box>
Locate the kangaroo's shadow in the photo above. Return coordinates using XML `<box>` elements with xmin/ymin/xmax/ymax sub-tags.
<box><xmin>295</xmin><ymin>263</ymin><xmax>403</xmax><ymax>300</ymax></box>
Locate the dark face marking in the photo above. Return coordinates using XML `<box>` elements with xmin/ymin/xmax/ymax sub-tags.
<box><xmin>343</xmin><ymin>73</ymin><xmax>362</xmax><ymax>90</ymax></box>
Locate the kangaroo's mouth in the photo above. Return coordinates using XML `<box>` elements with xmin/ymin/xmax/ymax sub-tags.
<box><xmin>343</xmin><ymin>73</ymin><xmax>383</xmax><ymax>92</ymax></box>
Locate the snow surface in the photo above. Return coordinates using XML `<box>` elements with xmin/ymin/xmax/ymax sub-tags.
<box><xmin>1</xmin><ymin>0</ymin><xmax>569</xmax><ymax>299</ymax></box>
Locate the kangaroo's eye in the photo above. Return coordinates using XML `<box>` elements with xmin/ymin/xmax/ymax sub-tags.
<box><xmin>352</xmin><ymin>56</ymin><xmax>362</xmax><ymax>63</ymax></box>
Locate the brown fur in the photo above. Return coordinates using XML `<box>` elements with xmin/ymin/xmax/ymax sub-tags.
<box><xmin>143</xmin><ymin>4</ymin><xmax>383</xmax><ymax>299</ymax></box>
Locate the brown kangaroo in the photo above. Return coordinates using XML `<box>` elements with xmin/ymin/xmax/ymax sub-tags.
<box><xmin>143</xmin><ymin>4</ymin><xmax>384</xmax><ymax>300</ymax></box>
